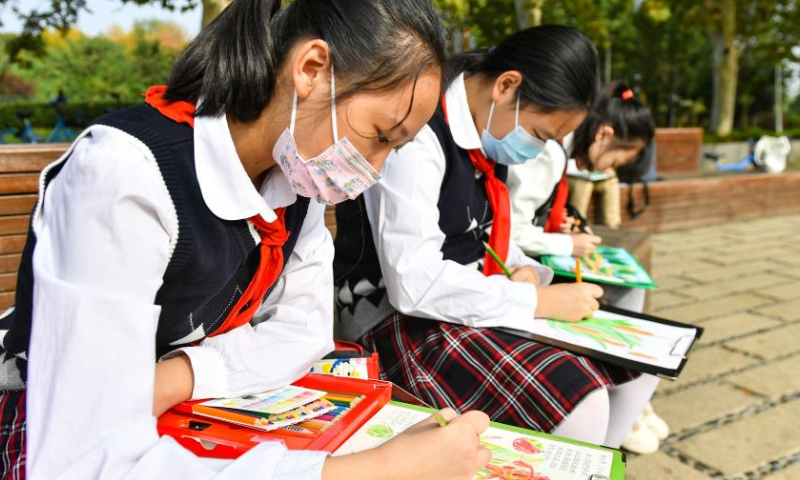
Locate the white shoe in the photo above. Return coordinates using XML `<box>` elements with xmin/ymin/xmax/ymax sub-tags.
<box><xmin>641</xmin><ymin>403</ymin><xmax>670</xmax><ymax>441</ymax></box>
<box><xmin>621</xmin><ymin>419</ymin><xmax>660</xmax><ymax>455</ymax></box>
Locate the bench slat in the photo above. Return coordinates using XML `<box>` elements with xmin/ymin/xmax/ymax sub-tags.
<box><xmin>0</xmin><ymin>195</ymin><xmax>38</xmax><ymax>216</ymax></box>
<box><xmin>0</xmin><ymin>292</ymin><xmax>14</xmax><ymax>310</ymax></box>
<box><xmin>0</xmin><ymin>235</ymin><xmax>27</xmax><ymax>255</ymax></box>
<box><xmin>0</xmin><ymin>215</ymin><xmax>31</xmax><ymax>235</ymax></box>
<box><xmin>0</xmin><ymin>144</ymin><xmax>65</xmax><ymax>173</ymax></box>
<box><xmin>0</xmin><ymin>254</ymin><xmax>22</xmax><ymax>274</ymax></box>
<box><xmin>0</xmin><ymin>174</ymin><xmax>40</xmax><ymax>195</ymax></box>
<box><xmin>0</xmin><ymin>273</ymin><xmax>17</xmax><ymax>292</ymax></box>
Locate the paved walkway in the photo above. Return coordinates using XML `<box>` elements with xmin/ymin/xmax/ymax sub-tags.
<box><xmin>627</xmin><ymin>213</ymin><xmax>800</xmax><ymax>480</ymax></box>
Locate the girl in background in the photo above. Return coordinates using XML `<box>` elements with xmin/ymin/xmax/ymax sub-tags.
<box><xmin>566</xmin><ymin>82</ymin><xmax>656</xmax><ymax>228</ymax></box>
<box><xmin>509</xmin><ymin>82</ymin><xmax>667</xmax><ymax>453</ymax></box>
<box><xmin>335</xmin><ymin>26</ymin><xmax>658</xmax><ymax>449</ymax></box>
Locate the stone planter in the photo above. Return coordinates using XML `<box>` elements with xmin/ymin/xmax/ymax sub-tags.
<box><xmin>655</xmin><ymin>127</ymin><xmax>704</xmax><ymax>173</ymax></box>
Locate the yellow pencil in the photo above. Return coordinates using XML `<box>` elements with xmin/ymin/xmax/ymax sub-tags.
<box><xmin>575</xmin><ymin>257</ymin><xmax>583</xmax><ymax>283</ymax></box>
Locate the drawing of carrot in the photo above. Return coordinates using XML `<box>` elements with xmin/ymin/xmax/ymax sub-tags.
<box><xmin>630</xmin><ymin>351</ymin><xmax>658</xmax><ymax>360</ymax></box>
<box><xmin>615</xmin><ymin>325</ymin><xmax>656</xmax><ymax>337</ymax></box>
<box><xmin>572</xmin><ymin>325</ymin><xmax>601</xmax><ymax>335</ymax></box>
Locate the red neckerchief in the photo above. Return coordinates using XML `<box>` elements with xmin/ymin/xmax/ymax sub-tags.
<box><xmin>441</xmin><ymin>96</ymin><xmax>510</xmax><ymax>277</ymax></box>
<box><xmin>144</xmin><ymin>85</ymin><xmax>289</xmax><ymax>338</ymax></box>
<box><xmin>544</xmin><ymin>174</ymin><xmax>569</xmax><ymax>233</ymax></box>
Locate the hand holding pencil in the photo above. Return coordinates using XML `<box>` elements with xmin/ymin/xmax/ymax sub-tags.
<box><xmin>323</xmin><ymin>408</ymin><xmax>492</xmax><ymax>480</ymax></box>
<box><xmin>483</xmin><ymin>241</ymin><xmax>540</xmax><ymax>285</ymax></box>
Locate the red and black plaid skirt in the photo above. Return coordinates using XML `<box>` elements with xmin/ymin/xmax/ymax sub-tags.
<box><xmin>0</xmin><ymin>390</ymin><xmax>26</xmax><ymax>480</ymax></box>
<box><xmin>363</xmin><ymin>312</ymin><xmax>640</xmax><ymax>433</ymax></box>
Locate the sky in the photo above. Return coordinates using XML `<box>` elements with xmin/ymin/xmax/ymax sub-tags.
<box><xmin>1</xmin><ymin>0</ymin><xmax>202</xmax><ymax>37</ymax></box>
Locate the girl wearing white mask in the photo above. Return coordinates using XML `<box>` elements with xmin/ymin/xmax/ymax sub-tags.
<box><xmin>334</xmin><ymin>26</ymin><xmax>658</xmax><ymax>448</ymax></box>
<box><xmin>0</xmin><ymin>1</ymin><xmax>494</xmax><ymax>480</ymax></box>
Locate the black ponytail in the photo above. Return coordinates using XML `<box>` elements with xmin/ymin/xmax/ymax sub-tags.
<box><xmin>572</xmin><ymin>81</ymin><xmax>656</xmax><ymax>178</ymax></box>
<box><xmin>165</xmin><ymin>0</ymin><xmax>447</xmax><ymax>123</ymax></box>
<box><xmin>446</xmin><ymin>25</ymin><xmax>599</xmax><ymax>113</ymax></box>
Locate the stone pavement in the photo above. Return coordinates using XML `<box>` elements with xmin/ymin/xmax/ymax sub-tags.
<box><xmin>627</xmin><ymin>213</ymin><xmax>800</xmax><ymax>480</ymax></box>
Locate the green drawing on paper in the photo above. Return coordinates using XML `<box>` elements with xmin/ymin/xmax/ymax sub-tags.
<box><xmin>539</xmin><ymin>245</ymin><xmax>657</xmax><ymax>289</ymax></box>
<box><xmin>366</xmin><ymin>424</ymin><xmax>394</xmax><ymax>438</ymax></box>
<box><xmin>547</xmin><ymin>317</ymin><xmax>655</xmax><ymax>351</ymax></box>
<box><xmin>476</xmin><ymin>438</ymin><xmax>548</xmax><ymax>480</ymax></box>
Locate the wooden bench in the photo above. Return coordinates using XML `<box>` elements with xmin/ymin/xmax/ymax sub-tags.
<box><xmin>0</xmin><ymin>145</ymin><xmax>68</xmax><ymax>309</ymax></box>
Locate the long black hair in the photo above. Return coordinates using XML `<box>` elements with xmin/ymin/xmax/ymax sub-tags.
<box><xmin>165</xmin><ymin>0</ymin><xmax>447</xmax><ymax>123</ymax></box>
<box><xmin>572</xmin><ymin>81</ymin><xmax>656</xmax><ymax>178</ymax></box>
<box><xmin>446</xmin><ymin>25</ymin><xmax>599</xmax><ymax>113</ymax></box>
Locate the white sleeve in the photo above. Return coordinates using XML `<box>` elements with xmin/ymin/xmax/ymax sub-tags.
<box><xmin>507</xmin><ymin>150</ymin><xmax>573</xmax><ymax>257</ymax></box>
<box><xmin>363</xmin><ymin>126</ymin><xmax>537</xmax><ymax>332</ymax></box>
<box><xmin>26</xmin><ymin>128</ymin><xmax>327</xmax><ymax>480</ymax></box>
<box><xmin>176</xmin><ymin>200</ymin><xmax>335</xmax><ymax>399</ymax></box>
<box><xmin>505</xmin><ymin>240</ymin><xmax>554</xmax><ymax>286</ymax></box>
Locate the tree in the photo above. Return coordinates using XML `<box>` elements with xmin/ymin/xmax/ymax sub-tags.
<box><xmin>541</xmin><ymin>0</ymin><xmax>641</xmax><ymax>84</ymax></box>
<box><xmin>1</xmin><ymin>0</ymin><xmax>207</xmax><ymax>63</ymax></box>
<box><xmin>672</xmin><ymin>0</ymin><xmax>800</xmax><ymax>136</ymax></box>
<box><xmin>9</xmin><ymin>21</ymin><xmax>184</xmax><ymax>102</ymax></box>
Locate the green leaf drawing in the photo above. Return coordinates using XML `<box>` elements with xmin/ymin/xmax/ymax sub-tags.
<box><xmin>366</xmin><ymin>424</ymin><xmax>394</xmax><ymax>438</ymax></box>
<box><xmin>547</xmin><ymin>317</ymin><xmax>647</xmax><ymax>351</ymax></box>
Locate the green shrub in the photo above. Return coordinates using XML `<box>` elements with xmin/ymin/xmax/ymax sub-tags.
<box><xmin>0</xmin><ymin>100</ymin><xmax>139</xmax><ymax>131</ymax></box>
<box><xmin>704</xmin><ymin>126</ymin><xmax>800</xmax><ymax>143</ymax></box>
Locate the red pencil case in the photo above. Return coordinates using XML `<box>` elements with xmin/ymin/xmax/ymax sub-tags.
<box><xmin>311</xmin><ymin>340</ymin><xmax>381</xmax><ymax>379</ymax></box>
<box><xmin>157</xmin><ymin>374</ymin><xmax>392</xmax><ymax>459</ymax></box>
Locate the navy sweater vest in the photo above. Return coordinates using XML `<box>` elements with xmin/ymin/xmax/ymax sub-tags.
<box><xmin>333</xmin><ymin>107</ymin><xmax>506</xmax><ymax>339</ymax></box>
<box><xmin>0</xmin><ymin>105</ymin><xmax>309</xmax><ymax>390</ymax></box>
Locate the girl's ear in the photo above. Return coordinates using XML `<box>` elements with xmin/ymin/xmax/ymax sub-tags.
<box><xmin>490</xmin><ymin>70</ymin><xmax>523</xmax><ymax>105</ymax></box>
<box><xmin>594</xmin><ymin>124</ymin><xmax>615</xmax><ymax>144</ymax></box>
<box><xmin>291</xmin><ymin>39</ymin><xmax>332</xmax><ymax>100</ymax></box>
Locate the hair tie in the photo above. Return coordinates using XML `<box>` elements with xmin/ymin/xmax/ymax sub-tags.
<box><xmin>621</xmin><ymin>89</ymin><xmax>634</xmax><ymax>101</ymax></box>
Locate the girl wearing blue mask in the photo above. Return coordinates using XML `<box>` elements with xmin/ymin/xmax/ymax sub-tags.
<box><xmin>0</xmin><ymin>1</ymin><xmax>496</xmax><ymax>479</ymax></box>
<box><xmin>334</xmin><ymin>25</ymin><xmax>658</xmax><ymax>447</ymax></box>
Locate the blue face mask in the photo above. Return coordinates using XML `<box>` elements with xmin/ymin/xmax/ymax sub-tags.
<box><xmin>480</xmin><ymin>95</ymin><xmax>546</xmax><ymax>165</ymax></box>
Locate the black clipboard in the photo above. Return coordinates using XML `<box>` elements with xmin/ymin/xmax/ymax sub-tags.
<box><xmin>499</xmin><ymin>305</ymin><xmax>703</xmax><ymax>380</ymax></box>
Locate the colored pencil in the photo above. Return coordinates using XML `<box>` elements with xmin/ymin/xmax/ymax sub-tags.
<box><xmin>575</xmin><ymin>257</ymin><xmax>583</xmax><ymax>283</ymax></box>
<box><xmin>434</xmin><ymin>412</ymin><xmax>449</xmax><ymax>427</ymax></box>
<box><xmin>193</xmin><ymin>405</ymin><xmax>268</xmax><ymax>426</ymax></box>
<box><xmin>482</xmin><ymin>241</ymin><xmax>513</xmax><ymax>278</ymax></box>
<box><xmin>278</xmin><ymin>424</ymin><xmax>317</xmax><ymax>436</ymax></box>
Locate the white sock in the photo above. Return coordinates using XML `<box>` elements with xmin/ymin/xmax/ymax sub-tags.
<box><xmin>551</xmin><ymin>387</ymin><xmax>610</xmax><ymax>445</ymax></box>
<box><xmin>604</xmin><ymin>374</ymin><xmax>660</xmax><ymax>447</ymax></box>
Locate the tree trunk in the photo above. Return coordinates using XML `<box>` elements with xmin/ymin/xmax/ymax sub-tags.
<box><xmin>201</xmin><ymin>0</ymin><xmax>233</xmax><ymax>27</ymax></box>
<box><xmin>708</xmin><ymin>0</ymin><xmax>739</xmax><ymax>137</ymax></box>
<box><xmin>514</xmin><ymin>0</ymin><xmax>545</xmax><ymax>29</ymax></box>
<box><xmin>775</xmin><ymin>63</ymin><xmax>783</xmax><ymax>134</ymax></box>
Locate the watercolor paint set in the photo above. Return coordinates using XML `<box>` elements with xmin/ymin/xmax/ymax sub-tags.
<box><xmin>310</xmin><ymin>340</ymin><xmax>381</xmax><ymax>379</ymax></box>
<box><xmin>157</xmin><ymin>374</ymin><xmax>392</xmax><ymax>458</ymax></box>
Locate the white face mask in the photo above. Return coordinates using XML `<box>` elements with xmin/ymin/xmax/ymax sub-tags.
<box><xmin>272</xmin><ymin>66</ymin><xmax>381</xmax><ymax>205</ymax></box>
<box><xmin>480</xmin><ymin>95</ymin><xmax>546</xmax><ymax>165</ymax></box>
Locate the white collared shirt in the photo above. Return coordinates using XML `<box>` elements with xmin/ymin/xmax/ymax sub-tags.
<box><xmin>508</xmin><ymin>139</ymin><xmax>575</xmax><ymax>256</ymax></box>
<box><xmin>361</xmin><ymin>73</ymin><xmax>553</xmax><ymax>331</ymax></box>
<box><xmin>25</xmin><ymin>114</ymin><xmax>331</xmax><ymax>480</ymax></box>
